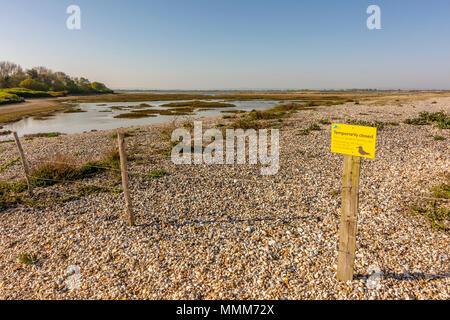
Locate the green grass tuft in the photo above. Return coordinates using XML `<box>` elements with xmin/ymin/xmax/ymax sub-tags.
<box><xmin>17</xmin><ymin>253</ymin><xmax>37</xmax><ymax>265</ymax></box>
<box><xmin>0</xmin><ymin>181</ymin><xmax>27</xmax><ymax>209</ymax></box>
<box><xmin>346</xmin><ymin>119</ymin><xmax>386</xmax><ymax>129</ymax></box>
<box><xmin>0</xmin><ymin>157</ymin><xmax>20</xmax><ymax>174</ymax></box>
<box><xmin>431</xmin><ymin>183</ymin><xmax>450</xmax><ymax>199</ymax></box>
<box><xmin>147</xmin><ymin>169</ymin><xmax>168</xmax><ymax>178</ymax></box>
<box><xmin>405</xmin><ymin>111</ymin><xmax>449</xmax><ymax>129</ymax></box>
<box><xmin>410</xmin><ymin>181</ymin><xmax>449</xmax><ymax>232</ymax></box>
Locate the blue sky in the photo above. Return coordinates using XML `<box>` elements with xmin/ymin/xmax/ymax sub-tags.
<box><xmin>1</xmin><ymin>0</ymin><xmax>449</xmax><ymax>89</ymax></box>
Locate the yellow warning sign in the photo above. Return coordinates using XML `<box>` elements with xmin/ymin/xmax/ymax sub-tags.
<box><xmin>331</xmin><ymin>123</ymin><xmax>377</xmax><ymax>159</ymax></box>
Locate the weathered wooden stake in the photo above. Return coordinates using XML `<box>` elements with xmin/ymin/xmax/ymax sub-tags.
<box><xmin>117</xmin><ymin>131</ymin><xmax>135</xmax><ymax>226</ymax></box>
<box><xmin>13</xmin><ymin>132</ymin><xmax>33</xmax><ymax>196</ymax></box>
<box><xmin>337</xmin><ymin>154</ymin><xmax>361</xmax><ymax>281</ymax></box>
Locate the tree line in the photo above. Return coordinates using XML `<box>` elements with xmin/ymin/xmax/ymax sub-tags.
<box><xmin>0</xmin><ymin>61</ymin><xmax>113</xmax><ymax>94</ymax></box>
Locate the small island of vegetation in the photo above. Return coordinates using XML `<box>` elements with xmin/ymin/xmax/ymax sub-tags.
<box><xmin>0</xmin><ymin>61</ymin><xmax>113</xmax><ymax>105</ymax></box>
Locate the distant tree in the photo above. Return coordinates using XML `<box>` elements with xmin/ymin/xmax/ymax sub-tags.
<box><xmin>64</xmin><ymin>79</ymin><xmax>81</xmax><ymax>93</ymax></box>
<box><xmin>34</xmin><ymin>66</ymin><xmax>55</xmax><ymax>88</ymax></box>
<box><xmin>19</xmin><ymin>78</ymin><xmax>49</xmax><ymax>91</ymax></box>
<box><xmin>76</xmin><ymin>77</ymin><xmax>94</xmax><ymax>93</ymax></box>
<box><xmin>51</xmin><ymin>80</ymin><xmax>67</xmax><ymax>92</ymax></box>
<box><xmin>91</xmin><ymin>82</ymin><xmax>110</xmax><ymax>92</ymax></box>
<box><xmin>10</xmin><ymin>71</ymin><xmax>26</xmax><ymax>87</ymax></box>
<box><xmin>26</xmin><ymin>68</ymin><xmax>39</xmax><ymax>80</ymax></box>
<box><xmin>1</xmin><ymin>61</ymin><xmax>112</xmax><ymax>94</ymax></box>
<box><xmin>0</xmin><ymin>61</ymin><xmax>24</xmax><ymax>88</ymax></box>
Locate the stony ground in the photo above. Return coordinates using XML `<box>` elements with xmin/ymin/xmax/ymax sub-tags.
<box><xmin>0</xmin><ymin>97</ymin><xmax>449</xmax><ymax>299</ymax></box>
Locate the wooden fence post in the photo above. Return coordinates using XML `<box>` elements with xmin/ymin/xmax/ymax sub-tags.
<box><xmin>117</xmin><ymin>131</ymin><xmax>135</xmax><ymax>226</ymax></box>
<box><xmin>337</xmin><ymin>155</ymin><xmax>361</xmax><ymax>281</ymax></box>
<box><xmin>13</xmin><ymin>132</ymin><xmax>33</xmax><ymax>196</ymax></box>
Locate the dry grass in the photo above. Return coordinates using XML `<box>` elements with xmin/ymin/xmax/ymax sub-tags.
<box><xmin>3</xmin><ymin>91</ymin><xmax>449</xmax><ymax>125</ymax></box>
<box><xmin>61</xmin><ymin>91</ymin><xmax>450</xmax><ymax>105</ymax></box>
<box><xmin>30</xmin><ymin>153</ymin><xmax>81</xmax><ymax>187</ymax></box>
<box><xmin>161</xmin><ymin>101</ymin><xmax>235</xmax><ymax>108</ymax></box>
<box><xmin>30</xmin><ymin>149</ymin><xmax>121</xmax><ymax>187</ymax></box>
<box><xmin>114</xmin><ymin>108</ymin><xmax>195</xmax><ymax>119</ymax></box>
<box><xmin>368</xmin><ymin>92</ymin><xmax>450</xmax><ymax>105</ymax></box>
<box><xmin>24</xmin><ymin>132</ymin><xmax>61</xmax><ymax>138</ymax></box>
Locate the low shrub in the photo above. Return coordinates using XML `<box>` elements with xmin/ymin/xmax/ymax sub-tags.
<box><xmin>229</xmin><ymin>118</ymin><xmax>261</xmax><ymax>130</ymax></box>
<box><xmin>24</xmin><ymin>132</ymin><xmax>61</xmax><ymax>138</ymax></box>
<box><xmin>0</xmin><ymin>157</ymin><xmax>20</xmax><ymax>174</ymax></box>
<box><xmin>0</xmin><ymin>181</ymin><xmax>27</xmax><ymax>209</ymax></box>
<box><xmin>162</xmin><ymin>101</ymin><xmax>235</xmax><ymax>109</ymax></box>
<box><xmin>3</xmin><ymin>87</ymin><xmax>52</xmax><ymax>98</ymax></box>
<box><xmin>79</xmin><ymin>149</ymin><xmax>121</xmax><ymax>176</ymax></box>
<box><xmin>298</xmin><ymin>123</ymin><xmax>321</xmax><ymax>136</ymax></box>
<box><xmin>0</xmin><ymin>91</ymin><xmax>24</xmax><ymax>105</ymax></box>
<box><xmin>410</xmin><ymin>182</ymin><xmax>449</xmax><ymax>232</ymax></box>
<box><xmin>30</xmin><ymin>150</ymin><xmax>121</xmax><ymax>187</ymax></box>
<box><xmin>410</xmin><ymin>203</ymin><xmax>449</xmax><ymax>232</ymax></box>
<box><xmin>19</xmin><ymin>79</ymin><xmax>48</xmax><ymax>91</ymax></box>
<box><xmin>248</xmin><ymin>110</ymin><xmax>285</xmax><ymax>121</ymax></box>
<box><xmin>431</xmin><ymin>183</ymin><xmax>450</xmax><ymax>199</ymax></box>
<box><xmin>346</xmin><ymin>119</ymin><xmax>386</xmax><ymax>129</ymax></box>
<box><xmin>405</xmin><ymin>111</ymin><xmax>449</xmax><ymax>129</ymax></box>
<box><xmin>308</xmin><ymin>123</ymin><xmax>321</xmax><ymax>131</ymax></box>
<box><xmin>31</xmin><ymin>155</ymin><xmax>81</xmax><ymax>187</ymax></box>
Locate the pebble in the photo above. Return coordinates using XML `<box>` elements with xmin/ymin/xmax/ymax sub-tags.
<box><xmin>0</xmin><ymin>97</ymin><xmax>448</xmax><ymax>299</ymax></box>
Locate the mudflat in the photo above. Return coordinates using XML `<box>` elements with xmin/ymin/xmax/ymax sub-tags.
<box><xmin>0</xmin><ymin>97</ymin><xmax>68</xmax><ymax>124</ymax></box>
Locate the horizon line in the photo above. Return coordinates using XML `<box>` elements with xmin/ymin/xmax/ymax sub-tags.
<box><xmin>113</xmin><ymin>88</ymin><xmax>450</xmax><ymax>91</ymax></box>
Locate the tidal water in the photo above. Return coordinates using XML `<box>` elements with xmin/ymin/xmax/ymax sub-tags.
<box><xmin>2</xmin><ymin>99</ymin><xmax>280</xmax><ymax>138</ymax></box>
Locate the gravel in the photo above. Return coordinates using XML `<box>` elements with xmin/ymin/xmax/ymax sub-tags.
<box><xmin>0</xmin><ymin>96</ymin><xmax>448</xmax><ymax>299</ymax></box>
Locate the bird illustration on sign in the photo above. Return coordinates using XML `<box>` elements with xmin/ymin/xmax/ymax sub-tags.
<box><xmin>358</xmin><ymin>146</ymin><xmax>370</xmax><ymax>156</ymax></box>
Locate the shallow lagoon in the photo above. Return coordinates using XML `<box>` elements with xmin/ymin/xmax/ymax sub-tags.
<box><xmin>3</xmin><ymin>99</ymin><xmax>280</xmax><ymax>138</ymax></box>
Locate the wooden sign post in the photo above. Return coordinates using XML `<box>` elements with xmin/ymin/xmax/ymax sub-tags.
<box><xmin>337</xmin><ymin>155</ymin><xmax>361</xmax><ymax>281</ymax></box>
<box><xmin>117</xmin><ymin>131</ymin><xmax>135</xmax><ymax>227</ymax></box>
<box><xmin>331</xmin><ymin>124</ymin><xmax>377</xmax><ymax>281</ymax></box>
